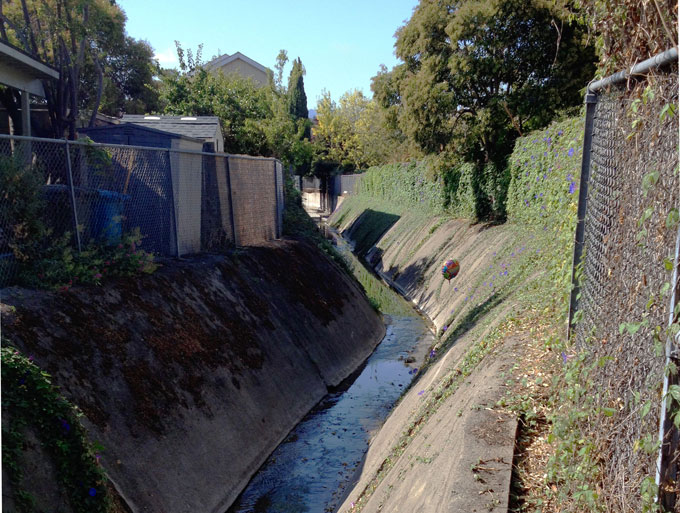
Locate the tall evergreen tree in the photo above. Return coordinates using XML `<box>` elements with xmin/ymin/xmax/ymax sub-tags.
<box><xmin>287</xmin><ymin>58</ymin><xmax>310</xmax><ymax>139</ymax></box>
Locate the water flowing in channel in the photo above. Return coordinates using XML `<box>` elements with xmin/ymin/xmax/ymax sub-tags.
<box><xmin>227</xmin><ymin>315</ymin><xmax>432</xmax><ymax>513</ymax></box>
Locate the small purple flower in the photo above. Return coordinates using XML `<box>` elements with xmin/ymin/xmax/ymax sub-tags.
<box><xmin>454</xmin><ymin>287</ymin><xmax>458</xmax><ymax>291</ymax></box>
<box><xmin>430</xmin><ymin>349</ymin><xmax>436</xmax><ymax>358</ymax></box>
<box><xmin>557</xmin><ymin>130</ymin><xmax>563</xmax><ymax>136</ymax></box>
<box><xmin>418</xmin><ymin>390</ymin><xmax>425</xmax><ymax>396</ymax></box>
<box><xmin>569</xmin><ymin>182</ymin><xmax>576</xmax><ymax>194</ymax></box>
<box><xmin>89</xmin><ymin>488</ymin><xmax>97</xmax><ymax>497</ymax></box>
<box><xmin>568</xmin><ymin>148</ymin><xmax>575</xmax><ymax>157</ymax></box>
<box><xmin>60</xmin><ymin>419</ymin><xmax>71</xmax><ymax>433</ymax></box>
<box><xmin>442</xmin><ymin>326</ymin><xmax>448</xmax><ymax>332</ymax></box>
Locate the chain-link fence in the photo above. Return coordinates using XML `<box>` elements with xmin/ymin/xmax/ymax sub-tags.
<box><xmin>0</xmin><ymin>135</ymin><xmax>283</xmax><ymax>286</ymax></box>
<box><xmin>569</xmin><ymin>49</ymin><xmax>679</xmax><ymax>511</ymax></box>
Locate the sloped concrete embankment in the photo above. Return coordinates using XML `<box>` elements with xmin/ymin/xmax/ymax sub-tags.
<box><xmin>1</xmin><ymin>239</ymin><xmax>385</xmax><ymax>513</ymax></box>
<box><xmin>332</xmin><ymin>211</ymin><xmax>536</xmax><ymax>512</ymax></box>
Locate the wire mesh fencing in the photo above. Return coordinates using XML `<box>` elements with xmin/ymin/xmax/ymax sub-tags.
<box><xmin>569</xmin><ymin>58</ymin><xmax>679</xmax><ymax>511</ymax></box>
<box><xmin>0</xmin><ymin>135</ymin><xmax>283</xmax><ymax>287</ymax></box>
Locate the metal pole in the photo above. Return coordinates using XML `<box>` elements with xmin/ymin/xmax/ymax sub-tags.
<box><xmin>656</xmin><ymin>224</ymin><xmax>680</xmax><ymax>509</ymax></box>
<box><xmin>273</xmin><ymin>161</ymin><xmax>280</xmax><ymax>239</ymax></box>
<box><xmin>225</xmin><ymin>156</ymin><xmax>238</xmax><ymax>246</ymax></box>
<box><xmin>567</xmin><ymin>92</ymin><xmax>599</xmax><ymax>337</ymax></box>
<box><xmin>64</xmin><ymin>140</ymin><xmax>82</xmax><ymax>254</ymax></box>
<box><xmin>167</xmin><ymin>148</ymin><xmax>181</xmax><ymax>257</ymax></box>
<box><xmin>588</xmin><ymin>47</ymin><xmax>678</xmax><ymax>93</ymax></box>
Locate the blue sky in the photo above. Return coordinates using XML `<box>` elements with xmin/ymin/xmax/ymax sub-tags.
<box><xmin>116</xmin><ymin>0</ymin><xmax>419</xmax><ymax>110</ymax></box>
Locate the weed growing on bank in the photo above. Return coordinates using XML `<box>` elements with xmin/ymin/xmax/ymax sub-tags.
<box><xmin>1</xmin><ymin>346</ymin><xmax>112</xmax><ymax>513</ymax></box>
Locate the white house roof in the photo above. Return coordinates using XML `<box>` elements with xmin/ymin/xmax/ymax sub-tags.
<box><xmin>205</xmin><ymin>51</ymin><xmax>268</xmax><ymax>74</ymax></box>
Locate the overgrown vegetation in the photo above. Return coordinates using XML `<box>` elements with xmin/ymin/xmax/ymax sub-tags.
<box><xmin>1</xmin><ymin>346</ymin><xmax>111</xmax><ymax>513</ymax></box>
<box><xmin>0</xmin><ymin>155</ymin><xmax>157</xmax><ymax>289</ymax></box>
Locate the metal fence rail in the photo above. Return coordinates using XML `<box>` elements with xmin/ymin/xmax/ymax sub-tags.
<box><xmin>0</xmin><ymin>135</ymin><xmax>283</xmax><ymax>286</ymax></box>
<box><xmin>568</xmin><ymin>49</ymin><xmax>679</xmax><ymax>511</ymax></box>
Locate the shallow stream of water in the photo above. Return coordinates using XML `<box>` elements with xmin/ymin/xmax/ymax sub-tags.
<box><xmin>227</xmin><ymin>315</ymin><xmax>433</xmax><ymax>513</ymax></box>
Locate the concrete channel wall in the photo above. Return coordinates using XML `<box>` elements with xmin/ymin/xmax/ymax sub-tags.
<box><xmin>0</xmin><ymin>240</ymin><xmax>385</xmax><ymax>513</ymax></box>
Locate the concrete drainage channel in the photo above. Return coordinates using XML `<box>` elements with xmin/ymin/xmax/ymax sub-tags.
<box><xmin>226</xmin><ymin>230</ymin><xmax>434</xmax><ymax>513</ymax></box>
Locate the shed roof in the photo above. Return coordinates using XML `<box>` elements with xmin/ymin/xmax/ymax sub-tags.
<box><xmin>121</xmin><ymin>115</ymin><xmax>221</xmax><ymax>142</ymax></box>
<box><xmin>79</xmin><ymin>123</ymin><xmax>203</xmax><ymax>144</ymax></box>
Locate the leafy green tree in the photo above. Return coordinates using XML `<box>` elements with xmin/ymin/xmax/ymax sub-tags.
<box><xmin>0</xmin><ymin>0</ymin><xmax>141</xmax><ymax>138</ymax></box>
<box><xmin>274</xmin><ymin>49</ymin><xmax>289</xmax><ymax>92</ymax></box>
<box><xmin>160</xmin><ymin>63</ymin><xmax>272</xmax><ymax>154</ymax></box>
<box><xmin>160</xmin><ymin>46</ymin><xmax>314</xmax><ymax>168</ymax></box>
<box><xmin>313</xmin><ymin>90</ymin><xmax>410</xmax><ymax>172</ymax></box>
<box><xmin>373</xmin><ymin>0</ymin><xmax>596</xmax><ymax>218</ymax></box>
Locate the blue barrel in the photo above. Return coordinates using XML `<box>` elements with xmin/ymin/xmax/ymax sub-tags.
<box><xmin>93</xmin><ymin>189</ymin><xmax>129</xmax><ymax>244</ymax></box>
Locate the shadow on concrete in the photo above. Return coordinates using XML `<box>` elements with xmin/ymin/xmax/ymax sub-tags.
<box><xmin>345</xmin><ymin>210</ymin><xmax>400</xmax><ymax>257</ymax></box>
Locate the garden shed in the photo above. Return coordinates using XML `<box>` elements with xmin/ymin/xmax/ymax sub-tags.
<box><xmin>78</xmin><ymin>123</ymin><xmax>204</xmax><ymax>255</ymax></box>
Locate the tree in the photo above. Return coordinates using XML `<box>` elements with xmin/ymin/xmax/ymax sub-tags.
<box><xmin>374</xmin><ymin>0</ymin><xmax>596</xmax><ymax>218</ymax></box>
<box><xmin>287</xmin><ymin>57</ymin><xmax>310</xmax><ymax>138</ymax></box>
<box><xmin>0</xmin><ymin>0</ymin><xmax>158</xmax><ymax>137</ymax></box>
<box><xmin>0</xmin><ymin>0</ymin><xmax>123</xmax><ymax>137</ymax></box>
<box><xmin>274</xmin><ymin>49</ymin><xmax>288</xmax><ymax>92</ymax></box>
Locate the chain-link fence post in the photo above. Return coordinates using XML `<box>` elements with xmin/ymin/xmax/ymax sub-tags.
<box><xmin>657</xmin><ymin>225</ymin><xmax>680</xmax><ymax>510</ymax></box>
<box><xmin>567</xmin><ymin>92</ymin><xmax>598</xmax><ymax>337</ymax></box>
<box><xmin>64</xmin><ymin>140</ymin><xmax>82</xmax><ymax>254</ymax></box>
<box><xmin>167</xmin><ymin>148</ymin><xmax>181</xmax><ymax>257</ymax></box>
<box><xmin>225</xmin><ymin>156</ymin><xmax>238</xmax><ymax>246</ymax></box>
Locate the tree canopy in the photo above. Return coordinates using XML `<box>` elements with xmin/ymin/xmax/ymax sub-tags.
<box><xmin>370</xmin><ymin>0</ymin><xmax>596</xmax><ymax>218</ymax></box>
<box><xmin>0</xmin><ymin>0</ymin><xmax>159</xmax><ymax>138</ymax></box>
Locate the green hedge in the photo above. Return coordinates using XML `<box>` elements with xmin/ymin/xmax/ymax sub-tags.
<box><xmin>506</xmin><ymin>116</ymin><xmax>583</xmax><ymax>227</ymax></box>
<box><xmin>356</xmin><ymin>161</ymin><xmax>446</xmax><ymax>216</ymax></box>
<box><xmin>348</xmin><ymin>115</ymin><xmax>583</xmax><ymax>226</ymax></box>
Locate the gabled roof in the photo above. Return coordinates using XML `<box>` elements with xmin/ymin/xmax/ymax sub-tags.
<box><xmin>121</xmin><ymin>115</ymin><xmax>221</xmax><ymax>141</ymax></box>
<box><xmin>205</xmin><ymin>51</ymin><xmax>267</xmax><ymax>74</ymax></box>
